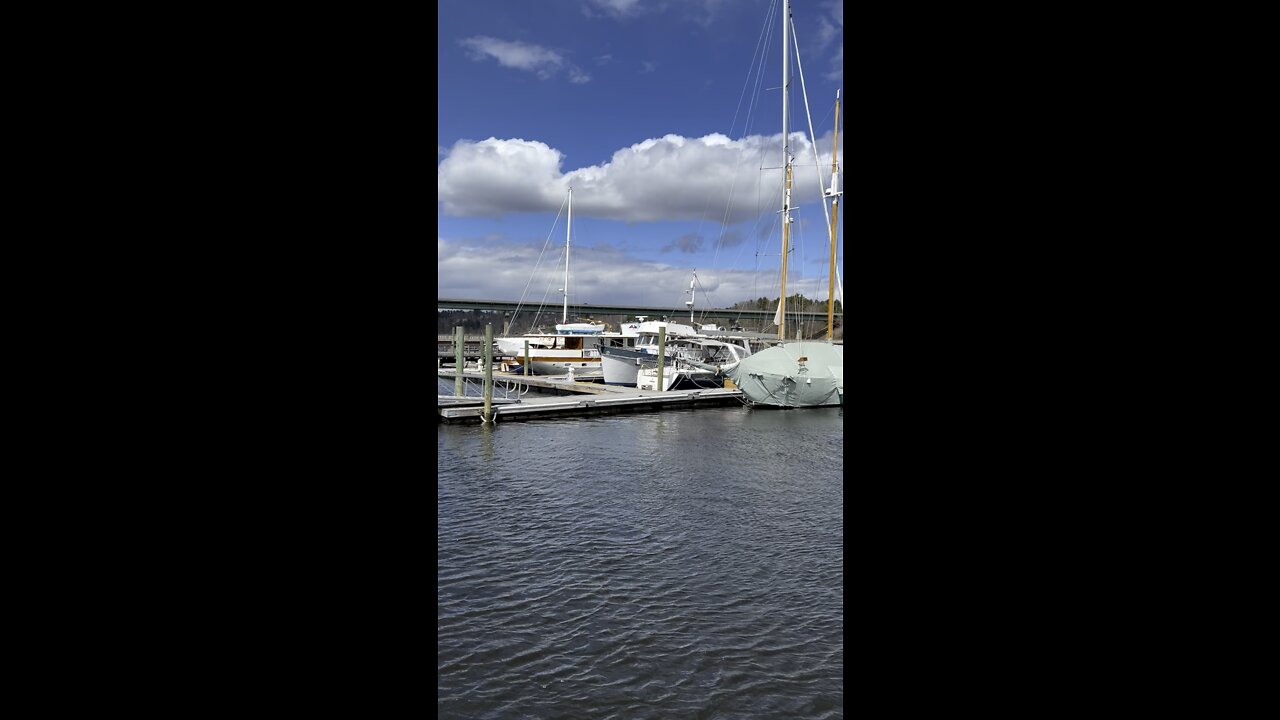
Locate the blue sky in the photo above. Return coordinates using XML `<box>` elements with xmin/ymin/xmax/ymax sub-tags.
<box><xmin>438</xmin><ymin>0</ymin><xmax>844</xmax><ymax>311</ymax></box>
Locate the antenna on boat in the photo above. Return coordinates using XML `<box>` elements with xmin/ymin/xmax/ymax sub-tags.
<box><xmin>686</xmin><ymin>270</ymin><xmax>696</xmax><ymax>322</ymax></box>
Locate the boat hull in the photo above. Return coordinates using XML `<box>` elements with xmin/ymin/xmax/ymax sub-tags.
<box><xmin>525</xmin><ymin>357</ymin><xmax>603</xmax><ymax>377</ymax></box>
<box><xmin>599</xmin><ymin>346</ymin><xmax>651</xmax><ymax>386</ymax></box>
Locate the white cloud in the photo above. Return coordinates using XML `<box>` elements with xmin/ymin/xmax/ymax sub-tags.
<box><xmin>438</xmin><ymin>132</ymin><xmax>844</xmax><ymax>224</ymax></box>
<box><xmin>827</xmin><ymin>45</ymin><xmax>842</xmax><ymax>82</ymax></box>
<box><xmin>583</xmin><ymin>0</ymin><xmax>645</xmax><ymax>19</ymax></box>
<box><xmin>579</xmin><ymin>1</ymin><xmax>757</xmax><ymax>27</ymax></box>
<box><xmin>458</xmin><ymin>36</ymin><xmax>589</xmax><ymax>83</ymax></box>
<box><xmin>822</xmin><ymin>2</ymin><xmax>843</xmax><ymax>81</ymax></box>
<box><xmin>437</xmin><ymin>138</ymin><xmax>569</xmax><ymax>215</ymax></box>
<box><xmin>817</xmin><ymin>17</ymin><xmax>838</xmax><ymax>49</ymax></box>
<box><xmin>688</xmin><ymin>0</ymin><xmax>731</xmax><ymax>27</ymax></box>
<box><xmin>437</xmin><ymin>235</ymin><xmax>816</xmax><ymax>309</ymax></box>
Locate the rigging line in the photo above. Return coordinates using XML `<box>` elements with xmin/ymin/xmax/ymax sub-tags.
<box><xmin>692</xmin><ymin>271</ymin><xmax>717</xmax><ymax>323</ymax></box>
<box><xmin>790</xmin><ymin>15</ymin><xmax>833</xmax><ymax>237</ymax></box>
<box><xmin>811</xmin><ymin>104</ymin><xmax>836</xmax><ymax>140</ymax></box>
<box><xmin>505</xmin><ymin>193</ymin><xmax>569</xmax><ymax>335</ymax></box>
<box><xmin>728</xmin><ymin>0</ymin><xmax>778</xmax><ymax>142</ymax></box>
<box><xmin>712</xmin><ymin>0</ymin><xmax>777</xmax><ymax>275</ymax></box>
<box><xmin>529</xmin><ymin>244</ymin><xmax>567</xmax><ymax>333</ymax></box>
<box><xmin>708</xmin><ymin>0</ymin><xmax>777</xmax><ymax>251</ymax></box>
<box><xmin>742</xmin><ymin>4</ymin><xmax>777</xmax><ymax>277</ymax></box>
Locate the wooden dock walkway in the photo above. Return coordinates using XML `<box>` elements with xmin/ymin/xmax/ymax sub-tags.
<box><xmin>437</xmin><ymin>369</ymin><xmax>744</xmax><ymax>424</ymax></box>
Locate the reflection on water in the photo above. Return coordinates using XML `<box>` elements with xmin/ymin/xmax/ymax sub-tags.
<box><xmin>479</xmin><ymin>422</ymin><xmax>494</xmax><ymax>463</ymax></box>
<box><xmin>439</xmin><ymin>399</ymin><xmax>843</xmax><ymax>719</ymax></box>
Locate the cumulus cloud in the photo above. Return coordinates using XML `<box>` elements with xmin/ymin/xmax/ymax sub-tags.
<box><xmin>437</xmin><ymin>138</ymin><xmax>573</xmax><ymax>216</ymax></box>
<box><xmin>438</xmin><ymin>132</ymin><xmax>844</xmax><ymax>224</ymax></box>
<box><xmin>458</xmin><ymin>36</ymin><xmax>589</xmax><ymax>83</ymax></box>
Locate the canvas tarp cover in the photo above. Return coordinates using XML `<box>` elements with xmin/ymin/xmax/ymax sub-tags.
<box><xmin>726</xmin><ymin>342</ymin><xmax>843</xmax><ymax>407</ymax></box>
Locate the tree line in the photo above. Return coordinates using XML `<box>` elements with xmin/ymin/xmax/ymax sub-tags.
<box><xmin>729</xmin><ymin>294</ymin><xmax>843</xmax><ymax>314</ymax></box>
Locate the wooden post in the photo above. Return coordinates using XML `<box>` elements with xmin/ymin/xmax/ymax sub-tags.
<box><xmin>454</xmin><ymin>326</ymin><xmax>464</xmax><ymax>397</ymax></box>
<box><xmin>828</xmin><ymin>90</ymin><xmax>841</xmax><ymax>341</ymax></box>
<box><xmin>656</xmin><ymin>325</ymin><xmax>667</xmax><ymax>392</ymax></box>
<box><xmin>482</xmin><ymin>323</ymin><xmax>495</xmax><ymax>423</ymax></box>
<box><xmin>523</xmin><ymin>339</ymin><xmax>529</xmax><ymax>376</ymax></box>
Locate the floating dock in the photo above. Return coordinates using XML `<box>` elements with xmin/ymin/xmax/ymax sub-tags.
<box><xmin>438</xmin><ymin>369</ymin><xmax>743</xmax><ymax>424</ymax></box>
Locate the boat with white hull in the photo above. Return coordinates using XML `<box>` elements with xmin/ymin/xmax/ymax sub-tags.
<box><xmin>598</xmin><ymin>275</ymin><xmax>767</xmax><ymax>386</ymax></box>
<box><xmin>634</xmin><ymin>338</ymin><xmax>755</xmax><ymax>391</ymax></box>
<box><xmin>493</xmin><ymin>187</ymin><xmax>639</xmax><ymax>378</ymax></box>
<box><xmin>598</xmin><ymin>319</ymin><xmax>698</xmax><ymax>386</ymax></box>
<box><xmin>724</xmin><ymin>0</ymin><xmax>844</xmax><ymax>407</ymax></box>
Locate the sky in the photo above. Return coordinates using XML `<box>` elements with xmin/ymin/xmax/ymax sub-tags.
<box><xmin>438</xmin><ymin>0</ymin><xmax>844</xmax><ymax>314</ymax></box>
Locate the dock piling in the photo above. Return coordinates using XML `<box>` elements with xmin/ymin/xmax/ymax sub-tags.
<box><xmin>656</xmin><ymin>325</ymin><xmax>667</xmax><ymax>392</ymax></box>
<box><xmin>482</xmin><ymin>324</ymin><xmax>495</xmax><ymax>423</ymax></box>
<box><xmin>454</xmin><ymin>326</ymin><xmax>464</xmax><ymax>397</ymax></box>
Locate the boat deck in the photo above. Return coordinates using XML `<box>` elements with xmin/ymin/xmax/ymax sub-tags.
<box><xmin>437</xmin><ymin>369</ymin><xmax>743</xmax><ymax>424</ymax></box>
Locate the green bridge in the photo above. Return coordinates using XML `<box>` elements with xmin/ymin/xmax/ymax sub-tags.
<box><xmin>437</xmin><ymin>298</ymin><xmax>841</xmax><ymax>323</ymax></box>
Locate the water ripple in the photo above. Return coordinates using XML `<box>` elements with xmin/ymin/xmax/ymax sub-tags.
<box><xmin>439</xmin><ymin>404</ymin><xmax>843</xmax><ymax>719</ymax></box>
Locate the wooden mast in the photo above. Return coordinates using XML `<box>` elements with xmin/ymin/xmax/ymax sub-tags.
<box><xmin>827</xmin><ymin>90</ymin><xmax>841</xmax><ymax>341</ymax></box>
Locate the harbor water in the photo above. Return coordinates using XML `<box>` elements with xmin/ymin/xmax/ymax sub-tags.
<box><xmin>438</xmin><ymin>379</ymin><xmax>844</xmax><ymax>719</ymax></box>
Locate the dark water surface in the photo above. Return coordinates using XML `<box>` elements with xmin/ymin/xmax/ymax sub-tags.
<box><xmin>438</xmin><ymin>390</ymin><xmax>843</xmax><ymax>719</ymax></box>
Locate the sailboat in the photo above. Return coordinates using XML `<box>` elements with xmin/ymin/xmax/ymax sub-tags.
<box><xmin>493</xmin><ymin>187</ymin><xmax>633</xmax><ymax>377</ymax></box>
<box><xmin>724</xmin><ymin>0</ymin><xmax>844</xmax><ymax>408</ymax></box>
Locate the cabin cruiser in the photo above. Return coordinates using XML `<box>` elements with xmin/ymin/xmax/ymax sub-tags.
<box><xmin>598</xmin><ymin>318</ymin><xmax>698</xmax><ymax>386</ymax></box>
<box><xmin>495</xmin><ymin>320</ymin><xmax>639</xmax><ymax>378</ymax></box>
<box><xmin>634</xmin><ymin>338</ymin><xmax>756</xmax><ymax>391</ymax></box>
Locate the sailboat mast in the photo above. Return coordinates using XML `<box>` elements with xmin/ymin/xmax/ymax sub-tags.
<box><xmin>828</xmin><ymin>90</ymin><xmax>840</xmax><ymax>341</ymax></box>
<box><xmin>563</xmin><ymin>187</ymin><xmax>571</xmax><ymax>324</ymax></box>
<box><xmin>778</xmin><ymin>0</ymin><xmax>791</xmax><ymax>343</ymax></box>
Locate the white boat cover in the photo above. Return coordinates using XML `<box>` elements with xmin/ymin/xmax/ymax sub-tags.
<box><xmin>725</xmin><ymin>342</ymin><xmax>843</xmax><ymax>407</ymax></box>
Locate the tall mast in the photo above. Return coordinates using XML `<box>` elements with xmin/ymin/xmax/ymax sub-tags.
<box><xmin>563</xmin><ymin>187</ymin><xmax>571</xmax><ymax>324</ymax></box>
<box><xmin>828</xmin><ymin>90</ymin><xmax>841</xmax><ymax>341</ymax></box>
<box><xmin>777</xmin><ymin>0</ymin><xmax>791</xmax><ymax>342</ymax></box>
